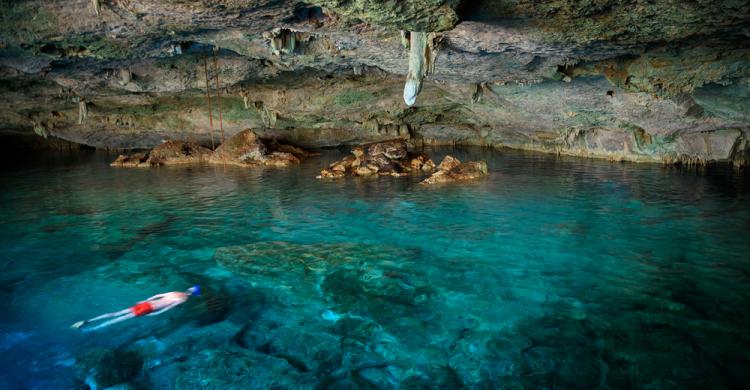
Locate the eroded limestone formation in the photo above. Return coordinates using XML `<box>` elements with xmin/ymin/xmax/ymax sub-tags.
<box><xmin>318</xmin><ymin>139</ymin><xmax>435</xmax><ymax>179</ymax></box>
<box><xmin>209</xmin><ymin>129</ymin><xmax>302</xmax><ymax>167</ymax></box>
<box><xmin>110</xmin><ymin>140</ymin><xmax>211</xmax><ymax>167</ymax></box>
<box><xmin>111</xmin><ymin>130</ymin><xmax>310</xmax><ymax>168</ymax></box>
<box><xmin>420</xmin><ymin>155</ymin><xmax>489</xmax><ymax>185</ymax></box>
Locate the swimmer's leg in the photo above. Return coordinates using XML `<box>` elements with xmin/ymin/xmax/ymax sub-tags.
<box><xmin>84</xmin><ymin>312</ymin><xmax>136</xmax><ymax>332</ymax></box>
<box><xmin>72</xmin><ymin>308</ymin><xmax>131</xmax><ymax>329</ymax></box>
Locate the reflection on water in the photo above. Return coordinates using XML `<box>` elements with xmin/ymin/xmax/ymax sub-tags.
<box><xmin>1</xmin><ymin>148</ymin><xmax>749</xmax><ymax>389</ymax></box>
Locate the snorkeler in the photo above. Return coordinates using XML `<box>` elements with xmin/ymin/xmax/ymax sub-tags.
<box><xmin>70</xmin><ymin>286</ymin><xmax>201</xmax><ymax>331</ymax></box>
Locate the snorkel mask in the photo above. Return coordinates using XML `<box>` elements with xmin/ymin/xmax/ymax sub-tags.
<box><xmin>187</xmin><ymin>285</ymin><xmax>201</xmax><ymax>296</ymax></box>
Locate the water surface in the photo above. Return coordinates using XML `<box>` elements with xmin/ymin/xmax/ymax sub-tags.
<box><xmin>1</xmin><ymin>148</ymin><xmax>749</xmax><ymax>389</ymax></box>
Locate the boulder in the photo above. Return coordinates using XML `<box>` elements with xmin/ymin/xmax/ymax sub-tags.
<box><xmin>318</xmin><ymin>139</ymin><xmax>432</xmax><ymax>179</ymax></box>
<box><xmin>110</xmin><ymin>140</ymin><xmax>212</xmax><ymax>167</ymax></box>
<box><xmin>367</xmin><ymin>140</ymin><xmax>407</xmax><ymax>160</ymax></box>
<box><xmin>147</xmin><ymin>140</ymin><xmax>211</xmax><ymax>165</ymax></box>
<box><xmin>437</xmin><ymin>155</ymin><xmax>461</xmax><ymax>171</ymax></box>
<box><xmin>110</xmin><ymin>152</ymin><xmax>149</xmax><ymax>168</ymax></box>
<box><xmin>407</xmin><ymin>153</ymin><xmax>435</xmax><ymax>172</ymax></box>
<box><xmin>261</xmin><ymin>152</ymin><xmax>300</xmax><ymax>167</ymax></box>
<box><xmin>422</xmin><ymin>158</ymin><xmax>437</xmax><ymax>172</ymax></box>
<box><xmin>210</xmin><ymin>129</ymin><xmax>311</xmax><ymax>167</ymax></box>
<box><xmin>420</xmin><ymin>155</ymin><xmax>488</xmax><ymax>185</ymax></box>
<box><xmin>355</xmin><ymin>165</ymin><xmax>378</xmax><ymax>176</ymax></box>
<box><xmin>317</xmin><ymin>168</ymin><xmax>346</xmax><ymax>179</ymax></box>
<box><xmin>266</xmin><ymin>140</ymin><xmax>320</xmax><ymax>159</ymax></box>
<box><xmin>210</xmin><ymin>129</ymin><xmax>268</xmax><ymax>165</ymax></box>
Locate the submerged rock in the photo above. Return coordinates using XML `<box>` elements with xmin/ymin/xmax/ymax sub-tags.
<box><xmin>420</xmin><ymin>155</ymin><xmax>488</xmax><ymax>185</ymax></box>
<box><xmin>75</xmin><ymin>348</ymin><xmax>143</xmax><ymax>390</ymax></box>
<box><xmin>149</xmin><ymin>347</ymin><xmax>300</xmax><ymax>390</ymax></box>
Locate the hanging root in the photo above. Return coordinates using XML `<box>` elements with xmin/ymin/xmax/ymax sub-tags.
<box><xmin>92</xmin><ymin>0</ymin><xmax>101</xmax><ymax>16</ymax></box>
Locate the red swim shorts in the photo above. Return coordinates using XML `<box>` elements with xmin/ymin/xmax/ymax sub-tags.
<box><xmin>131</xmin><ymin>302</ymin><xmax>154</xmax><ymax>316</ymax></box>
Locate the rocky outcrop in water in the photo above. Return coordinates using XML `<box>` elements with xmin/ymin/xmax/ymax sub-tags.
<box><xmin>209</xmin><ymin>129</ymin><xmax>302</xmax><ymax>168</ymax></box>
<box><xmin>110</xmin><ymin>140</ymin><xmax>211</xmax><ymax>167</ymax></box>
<box><xmin>420</xmin><ymin>155</ymin><xmax>489</xmax><ymax>185</ymax></box>
<box><xmin>318</xmin><ymin>139</ymin><xmax>435</xmax><ymax>179</ymax></box>
<box><xmin>111</xmin><ymin>130</ymin><xmax>309</xmax><ymax>168</ymax></box>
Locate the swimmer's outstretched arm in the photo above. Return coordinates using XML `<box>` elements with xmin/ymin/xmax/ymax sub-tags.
<box><xmin>71</xmin><ymin>308</ymin><xmax>131</xmax><ymax>329</ymax></box>
<box><xmin>145</xmin><ymin>293</ymin><xmax>169</xmax><ymax>301</ymax></box>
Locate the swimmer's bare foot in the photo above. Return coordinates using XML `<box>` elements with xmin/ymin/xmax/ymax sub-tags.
<box><xmin>71</xmin><ymin>321</ymin><xmax>85</xmax><ymax>329</ymax></box>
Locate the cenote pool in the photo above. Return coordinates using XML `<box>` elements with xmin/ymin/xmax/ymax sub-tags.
<box><xmin>1</xmin><ymin>147</ymin><xmax>749</xmax><ymax>389</ymax></box>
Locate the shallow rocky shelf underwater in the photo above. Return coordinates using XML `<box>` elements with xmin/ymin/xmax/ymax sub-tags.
<box><xmin>1</xmin><ymin>147</ymin><xmax>749</xmax><ymax>389</ymax></box>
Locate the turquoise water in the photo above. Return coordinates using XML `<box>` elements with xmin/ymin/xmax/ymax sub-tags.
<box><xmin>1</xmin><ymin>148</ymin><xmax>749</xmax><ymax>389</ymax></box>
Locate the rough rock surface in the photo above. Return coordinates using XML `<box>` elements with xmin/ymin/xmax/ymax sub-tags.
<box><xmin>421</xmin><ymin>155</ymin><xmax>488</xmax><ymax>185</ymax></box>
<box><xmin>318</xmin><ymin>139</ymin><xmax>434</xmax><ymax>179</ymax></box>
<box><xmin>111</xmin><ymin>140</ymin><xmax>211</xmax><ymax>167</ymax></box>
<box><xmin>1</xmin><ymin>1</ymin><xmax>749</xmax><ymax>165</ymax></box>
<box><xmin>112</xmin><ymin>130</ymin><xmax>307</xmax><ymax>168</ymax></box>
<box><xmin>147</xmin><ymin>140</ymin><xmax>212</xmax><ymax>165</ymax></box>
<box><xmin>210</xmin><ymin>129</ymin><xmax>302</xmax><ymax>167</ymax></box>
<box><xmin>110</xmin><ymin>152</ymin><xmax>150</xmax><ymax>168</ymax></box>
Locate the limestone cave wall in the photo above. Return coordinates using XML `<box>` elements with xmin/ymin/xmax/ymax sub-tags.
<box><xmin>1</xmin><ymin>0</ymin><xmax>749</xmax><ymax>165</ymax></box>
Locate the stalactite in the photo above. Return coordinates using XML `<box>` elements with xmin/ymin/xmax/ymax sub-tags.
<box><xmin>285</xmin><ymin>33</ymin><xmax>296</xmax><ymax>54</ymax></box>
<box><xmin>119</xmin><ymin>68</ymin><xmax>131</xmax><ymax>85</ymax></box>
<box><xmin>261</xmin><ymin>107</ymin><xmax>277</xmax><ymax>128</ymax></box>
<box><xmin>32</xmin><ymin>122</ymin><xmax>49</xmax><ymax>139</ymax></box>
<box><xmin>403</xmin><ymin>32</ymin><xmax>427</xmax><ymax>106</ymax></box>
<box><xmin>399</xmin><ymin>31</ymin><xmax>410</xmax><ymax>49</ymax></box>
<box><xmin>471</xmin><ymin>83</ymin><xmax>483</xmax><ymax>104</ymax></box>
<box><xmin>240</xmin><ymin>91</ymin><xmax>249</xmax><ymax>109</ymax></box>
<box><xmin>403</xmin><ymin>32</ymin><xmax>442</xmax><ymax>106</ymax></box>
<box><xmin>78</xmin><ymin>101</ymin><xmax>88</xmax><ymax>124</ymax></box>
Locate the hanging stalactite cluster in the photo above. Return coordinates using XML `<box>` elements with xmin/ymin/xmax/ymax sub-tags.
<box><xmin>403</xmin><ymin>32</ymin><xmax>442</xmax><ymax>106</ymax></box>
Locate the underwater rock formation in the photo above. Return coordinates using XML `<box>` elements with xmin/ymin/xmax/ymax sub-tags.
<box><xmin>75</xmin><ymin>347</ymin><xmax>142</xmax><ymax>389</ymax></box>
<box><xmin>318</xmin><ymin>139</ymin><xmax>435</xmax><ymax>179</ymax></box>
<box><xmin>420</xmin><ymin>155</ymin><xmax>489</xmax><ymax>185</ymax></box>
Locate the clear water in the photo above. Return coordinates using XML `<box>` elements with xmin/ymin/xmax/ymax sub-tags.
<box><xmin>1</xmin><ymin>148</ymin><xmax>749</xmax><ymax>389</ymax></box>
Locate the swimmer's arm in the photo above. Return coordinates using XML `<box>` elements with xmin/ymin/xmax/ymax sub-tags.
<box><xmin>144</xmin><ymin>293</ymin><xmax>169</xmax><ymax>301</ymax></box>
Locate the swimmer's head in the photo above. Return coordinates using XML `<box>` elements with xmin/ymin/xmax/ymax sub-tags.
<box><xmin>187</xmin><ymin>285</ymin><xmax>201</xmax><ymax>296</ymax></box>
